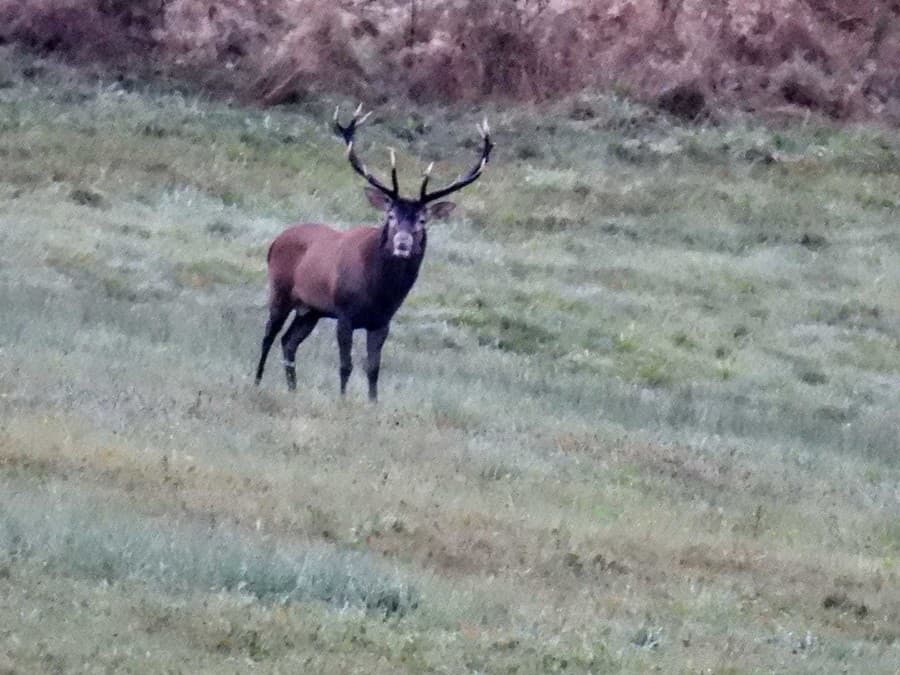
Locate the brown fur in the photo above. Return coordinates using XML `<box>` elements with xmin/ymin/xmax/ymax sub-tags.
<box><xmin>265</xmin><ymin>222</ymin><xmax>416</xmax><ymax>322</ymax></box>
<box><xmin>254</xmin><ymin>213</ymin><xmax>428</xmax><ymax>400</ymax></box>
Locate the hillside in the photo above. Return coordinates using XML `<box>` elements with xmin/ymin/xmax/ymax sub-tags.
<box><xmin>1</xmin><ymin>1</ymin><xmax>900</xmax><ymax>122</ymax></box>
<box><xmin>1</xmin><ymin>47</ymin><xmax>900</xmax><ymax>672</ymax></box>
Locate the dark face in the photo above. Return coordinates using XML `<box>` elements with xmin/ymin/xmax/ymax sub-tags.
<box><xmin>365</xmin><ymin>188</ymin><xmax>455</xmax><ymax>259</ymax></box>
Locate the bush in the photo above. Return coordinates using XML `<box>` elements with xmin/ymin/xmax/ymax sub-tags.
<box><xmin>1</xmin><ymin>0</ymin><xmax>898</xmax><ymax>121</ymax></box>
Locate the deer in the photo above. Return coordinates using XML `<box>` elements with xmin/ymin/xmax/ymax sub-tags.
<box><xmin>254</xmin><ymin>105</ymin><xmax>493</xmax><ymax>401</ymax></box>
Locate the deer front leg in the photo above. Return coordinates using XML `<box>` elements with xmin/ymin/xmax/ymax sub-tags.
<box><xmin>365</xmin><ymin>324</ymin><xmax>390</xmax><ymax>402</ymax></box>
<box><xmin>336</xmin><ymin>317</ymin><xmax>354</xmax><ymax>396</ymax></box>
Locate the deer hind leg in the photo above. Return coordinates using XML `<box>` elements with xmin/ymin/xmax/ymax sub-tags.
<box><xmin>255</xmin><ymin>302</ymin><xmax>291</xmax><ymax>385</ymax></box>
<box><xmin>280</xmin><ymin>310</ymin><xmax>321</xmax><ymax>391</ymax></box>
<box><xmin>336</xmin><ymin>317</ymin><xmax>354</xmax><ymax>396</ymax></box>
<box><xmin>365</xmin><ymin>324</ymin><xmax>390</xmax><ymax>402</ymax></box>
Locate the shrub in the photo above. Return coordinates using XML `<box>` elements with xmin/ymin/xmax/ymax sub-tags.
<box><xmin>1</xmin><ymin>0</ymin><xmax>898</xmax><ymax>120</ymax></box>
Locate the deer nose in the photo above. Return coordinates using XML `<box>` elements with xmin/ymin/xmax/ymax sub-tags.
<box><xmin>392</xmin><ymin>232</ymin><xmax>414</xmax><ymax>257</ymax></box>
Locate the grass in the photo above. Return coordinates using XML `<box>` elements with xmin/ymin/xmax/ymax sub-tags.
<box><xmin>0</xmin><ymin>478</ymin><xmax>419</xmax><ymax>615</ymax></box>
<box><xmin>1</xmin><ymin>46</ymin><xmax>899</xmax><ymax>672</ymax></box>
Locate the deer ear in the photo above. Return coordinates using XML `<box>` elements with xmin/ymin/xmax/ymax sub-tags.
<box><xmin>364</xmin><ymin>187</ymin><xmax>393</xmax><ymax>211</ymax></box>
<box><xmin>427</xmin><ymin>201</ymin><xmax>456</xmax><ymax>220</ymax></box>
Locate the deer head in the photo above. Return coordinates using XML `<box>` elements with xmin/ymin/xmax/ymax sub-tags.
<box><xmin>334</xmin><ymin>105</ymin><xmax>493</xmax><ymax>259</ymax></box>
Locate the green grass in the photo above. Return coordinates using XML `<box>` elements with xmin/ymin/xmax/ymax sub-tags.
<box><xmin>0</xmin><ymin>478</ymin><xmax>418</xmax><ymax>615</ymax></box>
<box><xmin>1</xmin><ymin>47</ymin><xmax>899</xmax><ymax>672</ymax></box>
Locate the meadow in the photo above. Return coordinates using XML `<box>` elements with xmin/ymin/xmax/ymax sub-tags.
<box><xmin>1</xmin><ymin>47</ymin><xmax>899</xmax><ymax>672</ymax></box>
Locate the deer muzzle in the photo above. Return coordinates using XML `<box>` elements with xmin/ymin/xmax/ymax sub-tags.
<box><xmin>392</xmin><ymin>231</ymin><xmax>414</xmax><ymax>258</ymax></box>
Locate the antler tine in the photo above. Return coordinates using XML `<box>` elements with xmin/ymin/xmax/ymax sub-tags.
<box><xmin>333</xmin><ymin>105</ymin><xmax>398</xmax><ymax>198</ymax></box>
<box><xmin>420</xmin><ymin>118</ymin><xmax>494</xmax><ymax>203</ymax></box>
<box><xmin>388</xmin><ymin>147</ymin><xmax>399</xmax><ymax>195</ymax></box>
<box><xmin>419</xmin><ymin>161</ymin><xmax>435</xmax><ymax>200</ymax></box>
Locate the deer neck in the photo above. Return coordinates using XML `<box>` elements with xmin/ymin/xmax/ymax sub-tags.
<box><xmin>369</xmin><ymin>228</ymin><xmax>426</xmax><ymax>307</ymax></box>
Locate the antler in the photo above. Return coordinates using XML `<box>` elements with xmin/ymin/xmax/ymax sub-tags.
<box><xmin>333</xmin><ymin>104</ymin><xmax>399</xmax><ymax>198</ymax></box>
<box><xmin>420</xmin><ymin>118</ymin><xmax>494</xmax><ymax>203</ymax></box>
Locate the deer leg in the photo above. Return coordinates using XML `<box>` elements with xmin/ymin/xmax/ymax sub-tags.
<box><xmin>280</xmin><ymin>311</ymin><xmax>320</xmax><ymax>391</ymax></box>
<box><xmin>255</xmin><ymin>303</ymin><xmax>291</xmax><ymax>385</ymax></box>
<box><xmin>365</xmin><ymin>324</ymin><xmax>390</xmax><ymax>402</ymax></box>
<box><xmin>336</xmin><ymin>317</ymin><xmax>354</xmax><ymax>396</ymax></box>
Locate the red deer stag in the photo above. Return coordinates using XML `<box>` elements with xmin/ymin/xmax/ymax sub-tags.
<box><xmin>254</xmin><ymin>105</ymin><xmax>493</xmax><ymax>401</ymax></box>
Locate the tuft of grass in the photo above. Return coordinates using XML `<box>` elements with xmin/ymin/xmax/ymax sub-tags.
<box><xmin>69</xmin><ymin>187</ymin><xmax>105</xmax><ymax>207</ymax></box>
<box><xmin>614</xmin><ymin>334</ymin><xmax>639</xmax><ymax>353</ymax></box>
<box><xmin>205</xmin><ymin>219</ymin><xmax>239</xmax><ymax>239</ymax></box>
<box><xmin>670</xmin><ymin>332</ymin><xmax>697</xmax><ymax>350</ymax></box>
<box><xmin>636</xmin><ymin>359</ymin><xmax>672</xmax><ymax>387</ymax></box>
<box><xmin>798</xmin><ymin>368</ymin><xmax>828</xmax><ymax>386</ymax></box>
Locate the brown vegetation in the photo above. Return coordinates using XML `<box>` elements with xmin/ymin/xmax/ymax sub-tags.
<box><xmin>1</xmin><ymin>0</ymin><xmax>899</xmax><ymax>122</ymax></box>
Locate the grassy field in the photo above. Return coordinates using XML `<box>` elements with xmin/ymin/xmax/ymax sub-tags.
<box><xmin>1</xmin><ymin>47</ymin><xmax>899</xmax><ymax>673</ymax></box>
